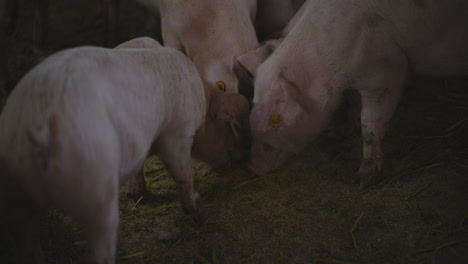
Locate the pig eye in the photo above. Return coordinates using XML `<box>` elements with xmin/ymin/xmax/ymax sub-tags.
<box><xmin>216</xmin><ymin>81</ymin><xmax>226</xmax><ymax>92</ymax></box>
<box><xmin>270</xmin><ymin>113</ymin><xmax>283</xmax><ymax>128</ymax></box>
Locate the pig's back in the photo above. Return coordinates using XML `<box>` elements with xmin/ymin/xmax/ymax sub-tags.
<box><xmin>282</xmin><ymin>0</ymin><xmax>467</xmax><ymax>77</ymax></box>
<box><xmin>368</xmin><ymin>0</ymin><xmax>468</xmax><ymax>76</ymax></box>
<box><xmin>160</xmin><ymin>0</ymin><xmax>257</xmax><ymax>59</ymax></box>
<box><xmin>0</xmin><ymin>46</ymin><xmax>205</xmax><ymax>189</ymax></box>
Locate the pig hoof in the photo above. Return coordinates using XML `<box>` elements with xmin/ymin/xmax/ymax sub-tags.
<box><xmin>181</xmin><ymin>207</ymin><xmax>207</xmax><ymax>227</ymax></box>
<box><xmin>181</xmin><ymin>192</ymin><xmax>199</xmax><ymax>215</ymax></box>
<box><xmin>156</xmin><ymin>228</ymin><xmax>181</xmax><ymax>241</ymax></box>
<box><xmin>125</xmin><ymin>185</ymin><xmax>147</xmax><ymax>199</ymax></box>
<box><xmin>126</xmin><ymin>191</ymin><xmax>146</xmax><ymax>200</ymax></box>
<box><xmin>125</xmin><ymin>179</ymin><xmax>147</xmax><ymax>195</ymax></box>
<box><xmin>355</xmin><ymin>168</ymin><xmax>381</xmax><ymax>190</ymax></box>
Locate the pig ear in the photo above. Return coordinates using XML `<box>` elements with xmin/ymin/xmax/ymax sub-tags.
<box><xmin>209</xmin><ymin>92</ymin><xmax>250</xmax><ymax>124</ymax></box>
<box><xmin>236</xmin><ymin>39</ymin><xmax>282</xmax><ymax>77</ymax></box>
<box><xmin>280</xmin><ymin>73</ymin><xmax>316</xmax><ymax>114</ymax></box>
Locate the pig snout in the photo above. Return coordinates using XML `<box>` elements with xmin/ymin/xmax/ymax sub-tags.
<box><xmin>246</xmin><ymin>141</ymin><xmax>281</xmax><ymax>176</ymax></box>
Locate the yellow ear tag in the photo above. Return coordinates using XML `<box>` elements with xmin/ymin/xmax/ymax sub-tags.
<box><xmin>270</xmin><ymin>113</ymin><xmax>283</xmax><ymax>128</ymax></box>
<box><xmin>216</xmin><ymin>80</ymin><xmax>226</xmax><ymax>92</ymax></box>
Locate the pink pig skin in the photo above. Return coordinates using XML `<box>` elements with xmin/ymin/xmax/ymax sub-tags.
<box><xmin>159</xmin><ymin>0</ymin><xmax>258</xmax><ymax>97</ymax></box>
<box><xmin>0</xmin><ymin>37</ymin><xmax>250</xmax><ymax>264</ymax></box>
<box><xmin>239</xmin><ymin>0</ymin><xmax>468</xmax><ymax>188</ymax></box>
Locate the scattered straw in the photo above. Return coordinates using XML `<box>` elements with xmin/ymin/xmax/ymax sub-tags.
<box><xmin>443</xmin><ymin>226</ymin><xmax>468</xmax><ymax>239</ymax></box>
<box><xmin>417</xmin><ymin>248</ymin><xmax>433</xmax><ymax>254</ymax></box>
<box><xmin>448</xmin><ymin>246</ymin><xmax>462</xmax><ymax>258</ymax></box>
<box><xmin>459</xmin><ymin>209</ymin><xmax>468</xmax><ymax>228</ymax></box>
<box><xmin>193</xmin><ymin>250</ymin><xmax>211</xmax><ymax>264</ymax></box>
<box><xmin>144</xmin><ymin>167</ymin><xmax>166</xmax><ymax>175</ymax></box>
<box><xmin>396</xmin><ymin>149</ymin><xmax>449</xmax><ymax>179</ymax></box>
<box><xmin>121</xmin><ymin>251</ymin><xmax>145</xmax><ymax>259</ymax></box>
<box><xmin>317</xmin><ymin>258</ymin><xmax>354</xmax><ymax>264</ymax></box>
<box><xmin>452</xmin><ymin>160</ymin><xmax>468</xmax><ymax>170</ymax></box>
<box><xmin>350</xmin><ymin>213</ymin><xmax>364</xmax><ymax>249</ymax></box>
<box><xmin>122</xmin><ymin>204</ymin><xmax>173</xmax><ymax>221</ymax></box>
<box><xmin>233</xmin><ymin>176</ymin><xmax>266</xmax><ymax>190</ymax></box>
<box><xmin>131</xmin><ymin>196</ymin><xmax>144</xmax><ymax>211</ymax></box>
<box><xmin>170</xmin><ymin>238</ymin><xmax>182</xmax><ymax>249</ymax></box>
<box><xmin>212</xmin><ymin>247</ymin><xmax>218</xmax><ymax>264</ymax></box>
<box><xmin>406</xmin><ymin>135</ymin><xmax>449</xmax><ymax>139</ymax></box>
<box><xmin>432</xmin><ymin>238</ymin><xmax>468</xmax><ymax>264</ymax></box>
<box><xmin>446</xmin><ymin>118</ymin><xmax>468</xmax><ymax>132</ymax></box>
<box><xmin>379</xmin><ymin>162</ymin><xmax>444</xmax><ymax>188</ymax></box>
<box><xmin>405</xmin><ymin>181</ymin><xmax>434</xmax><ymax>201</ymax></box>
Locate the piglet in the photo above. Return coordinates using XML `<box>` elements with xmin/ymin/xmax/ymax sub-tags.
<box><xmin>238</xmin><ymin>0</ymin><xmax>468</xmax><ymax>189</ymax></box>
<box><xmin>0</xmin><ymin>37</ymin><xmax>250</xmax><ymax>264</ymax></box>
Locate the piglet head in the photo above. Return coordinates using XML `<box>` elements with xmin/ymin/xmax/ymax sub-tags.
<box><xmin>192</xmin><ymin>83</ymin><xmax>251</xmax><ymax>168</ymax></box>
<box><xmin>248</xmin><ymin>74</ymin><xmax>325</xmax><ymax>176</ymax></box>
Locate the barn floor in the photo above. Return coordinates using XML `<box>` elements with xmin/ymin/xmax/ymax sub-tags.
<box><xmin>1</xmin><ymin>0</ymin><xmax>467</xmax><ymax>263</ymax></box>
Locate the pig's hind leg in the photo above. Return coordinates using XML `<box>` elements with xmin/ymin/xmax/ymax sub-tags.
<box><xmin>82</xmin><ymin>191</ymin><xmax>119</xmax><ymax>264</ymax></box>
<box><xmin>356</xmin><ymin>46</ymin><xmax>408</xmax><ymax>189</ymax></box>
<box><xmin>125</xmin><ymin>166</ymin><xmax>146</xmax><ymax>195</ymax></box>
<box><xmin>156</xmin><ymin>132</ymin><xmax>198</xmax><ymax>214</ymax></box>
<box><xmin>52</xmin><ymin>156</ymin><xmax>120</xmax><ymax>263</ymax></box>
<box><xmin>76</xmin><ymin>172</ymin><xmax>119</xmax><ymax>263</ymax></box>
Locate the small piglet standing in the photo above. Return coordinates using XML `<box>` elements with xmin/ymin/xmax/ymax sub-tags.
<box><xmin>0</xmin><ymin>37</ymin><xmax>250</xmax><ymax>264</ymax></box>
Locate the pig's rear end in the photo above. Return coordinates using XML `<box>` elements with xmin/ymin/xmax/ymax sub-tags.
<box><xmin>0</xmin><ymin>50</ymin><xmax>129</xmax><ymax>263</ymax></box>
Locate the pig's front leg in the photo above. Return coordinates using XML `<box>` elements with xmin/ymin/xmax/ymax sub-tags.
<box><xmin>125</xmin><ymin>166</ymin><xmax>147</xmax><ymax>194</ymax></box>
<box><xmin>157</xmin><ymin>133</ymin><xmax>198</xmax><ymax>213</ymax></box>
<box><xmin>357</xmin><ymin>58</ymin><xmax>408</xmax><ymax>189</ymax></box>
<box><xmin>159</xmin><ymin>5</ymin><xmax>185</xmax><ymax>53</ymax></box>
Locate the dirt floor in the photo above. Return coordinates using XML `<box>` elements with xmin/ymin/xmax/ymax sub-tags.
<box><xmin>1</xmin><ymin>0</ymin><xmax>467</xmax><ymax>263</ymax></box>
